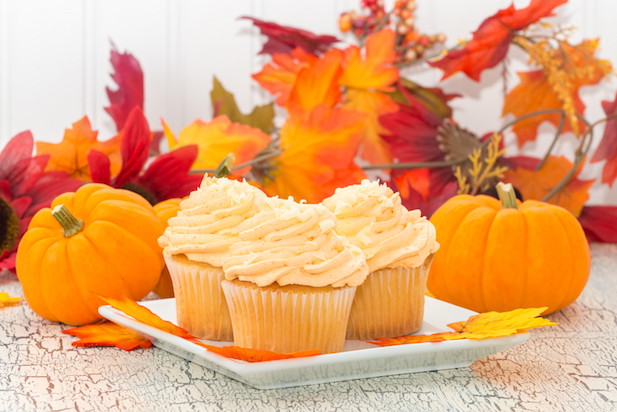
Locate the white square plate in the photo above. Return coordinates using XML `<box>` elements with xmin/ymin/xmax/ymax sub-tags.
<box><xmin>99</xmin><ymin>297</ymin><xmax>529</xmax><ymax>389</ymax></box>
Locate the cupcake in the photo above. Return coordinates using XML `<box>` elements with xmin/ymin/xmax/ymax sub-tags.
<box><xmin>221</xmin><ymin>197</ymin><xmax>368</xmax><ymax>353</ymax></box>
<box><xmin>158</xmin><ymin>176</ymin><xmax>267</xmax><ymax>341</ymax></box>
<box><xmin>322</xmin><ymin>179</ymin><xmax>439</xmax><ymax>340</ymax></box>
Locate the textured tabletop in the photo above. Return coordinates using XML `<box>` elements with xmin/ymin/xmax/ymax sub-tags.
<box><xmin>1</xmin><ymin>243</ymin><xmax>616</xmax><ymax>412</ymax></box>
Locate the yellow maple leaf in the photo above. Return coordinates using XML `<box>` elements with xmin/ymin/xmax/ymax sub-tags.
<box><xmin>339</xmin><ymin>29</ymin><xmax>399</xmax><ymax>91</ymax></box>
<box><xmin>0</xmin><ymin>292</ymin><xmax>21</xmax><ymax>307</ymax></box>
<box><xmin>371</xmin><ymin>307</ymin><xmax>557</xmax><ymax>346</ymax></box>
<box><xmin>163</xmin><ymin>116</ymin><xmax>271</xmax><ymax>177</ymax></box>
<box><xmin>504</xmin><ymin>155</ymin><xmax>594</xmax><ymax>217</ymax></box>
<box><xmin>36</xmin><ymin>116</ymin><xmax>122</xmax><ymax>180</ymax></box>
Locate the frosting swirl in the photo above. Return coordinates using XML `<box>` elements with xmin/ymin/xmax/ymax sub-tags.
<box><xmin>159</xmin><ymin>176</ymin><xmax>267</xmax><ymax>266</ymax></box>
<box><xmin>222</xmin><ymin>198</ymin><xmax>368</xmax><ymax>288</ymax></box>
<box><xmin>322</xmin><ymin>179</ymin><xmax>439</xmax><ymax>271</ymax></box>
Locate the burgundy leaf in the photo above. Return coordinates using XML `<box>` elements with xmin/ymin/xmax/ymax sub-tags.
<box><xmin>242</xmin><ymin>16</ymin><xmax>338</xmax><ymax>56</ymax></box>
<box><xmin>105</xmin><ymin>46</ymin><xmax>144</xmax><ymax>131</ymax></box>
<box><xmin>578</xmin><ymin>205</ymin><xmax>617</xmax><ymax>243</ymax></box>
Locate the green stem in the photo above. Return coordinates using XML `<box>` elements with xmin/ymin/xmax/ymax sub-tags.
<box><xmin>52</xmin><ymin>205</ymin><xmax>84</xmax><ymax>237</ymax></box>
<box><xmin>496</xmin><ymin>182</ymin><xmax>518</xmax><ymax>209</ymax></box>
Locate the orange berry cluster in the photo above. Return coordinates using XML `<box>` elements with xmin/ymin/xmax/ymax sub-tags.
<box><xmin>339</xmin><ymin>0</ymin><xmax>446</xmax><ymax>65</ymax></box>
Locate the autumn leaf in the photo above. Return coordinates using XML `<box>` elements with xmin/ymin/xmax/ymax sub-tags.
<box><xmin>242</xmin><ymin>16</ymin><xmax>338</xmax><ymax>56</ymax></box>
<box><xmin>191</xmin><ymin>342</ymin><xmax>320</xmax><ymax>363</ymax></box>
<box><xmin>210</xmin><ymin>76</ymin><xmax>275</xmax><ymax>134</ymax></box>
<box><xmin>262</xmin><ymin>105</ymin><xmax>366</xmax><ymax>203</ymax></box>
<box><xmin>503</xmin><ymin>155</ymin><xmax>594</xmax><ymax>216</ymax></box>
<box><xmin>340</xmin><ymin>29</ymin><xmax>398</xmax><ymax>91</ymax></box>
<box><xmin>163</xmin><ymin>116</ymin><xmax>271</xmax><ymax>177</ymax></box>
<box><xmin>342</xmin><ymin>89</ymin><xmax>398</xmax><ymax>165</ymax></box>
<box><xmin>97</xmin><ymin>295</ymin><xmax>322</xmax><ymax>361</ymax></box>
<box><xmin>105</xmin><ymin>46</ymin><xmax>144</xmax><ymax>132</ymax></box>
<box><xmin>371</xmin><ymin>307</ymin><xmax>557</xmax><ymax>346</ymax></box>
<box><xmin>503</xmin><ymin>40</ymin><xmax>612</xmax><ymax>147</ymax></box>
<box><xmin>36</xmin><ymin>117</ymin><xmax>122</xmax><ymax>181</ymax></box>
<box><xmin>0</xmin><ymin>292</ymin><xmax>21</xmax><ymax>307</ymax></box>
<box><xmin>429</xmin><ymin>0</ymin><xmax>567</xmax><ymax>81</ymax></box>
<box><xmin>578</xmin><ymin>206</ymin><xmax>617</xmax><ymax>243</ymax></box>
<box><xmin>591</xmin><ymin>92</ymin><xmax>617</xmax><ymax>186</ymax></box>
<box><xmin>287</xmin><ymin>49</ymin><xmax>344</xmax><ymax>112</ymax></box>
<box><xmin>252</xmin><ymin>48</ymin><xmax>317</xmax><ymax>106</ymax></box>
<box><xmin>63</xmin><ymin>322</ymin><xmax>152</xmax><ymax>351</ymax></box>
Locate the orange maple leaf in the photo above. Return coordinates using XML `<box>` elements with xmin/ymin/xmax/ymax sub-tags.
<box><xmin>503</xmin><ymin>155</ymin><xmax>594</xmax><ymax>217</ymax></box>
<box><xmin>63</xmin><ymin>321</ymin><xmax>152</xmax><ymax>351</ymax></box>
<box><xmin>95</xmin><ymin>295</ymin><xmax>322</xmax><ymax>362</ymax></box>
<box><xmin>371</xmin><ymin>307</ymin><xmax>557</xmax><ymax>346</ymax></box>
<box><xmin>287</xmin><ymin>49</ymin><xmax>344</xmax><ymax>111</ymax></box>
<box><xmin>262</xmin><ymin>105</ymin><xmax>367</xmax><ymax>203</ymax></box>
<box><xmin>252</xmin><ymin>48</ymin><xmax>317</xmax><ymax>107</ymax></box>
<box><xmin>503</xmin><ymin>40</ymin><xmax>612</xmax><ymax>147</ymax></box>
<box><xmin>0</xmin><ymin>292</ymin><xmax>21</xmax><ymax>307</ymax></box>
<box><xmin>342</xmin><ymin>88</ymin><xmax>398</xmax><ymax>166</ymax></box>
<box><xmin>340</xmin><ymin>29</ymin><xmax>398</xmax><ymax>91</ymax></box>
<box><xmin>36</xmin><ymin>117</ymin><xmax>122</xmax><ymax>180</ymax></box>
<box><xmin>163</xmin><ymin>116</ymin><xmax>271</xmax><ymax>176</ymax></box>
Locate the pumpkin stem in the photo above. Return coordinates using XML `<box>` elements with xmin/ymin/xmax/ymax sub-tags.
<box><xmin>52</xmin><ymin>205</ymin><xmax>84</xmax><ymax>237</ymax></box>
<box><xmin>496</xmin><ymin>182</ymin><xmax>518</xmax><ymax>209</ymax></box>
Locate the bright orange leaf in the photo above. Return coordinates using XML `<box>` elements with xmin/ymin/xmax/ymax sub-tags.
<box><xmin>504</xmin><ymin>155</ymin><xmax>594</xmax><ymax>217</ymax></box>
<box><xmin>503</xmin><ymin>40</ymin><xmax>612</xmax><ymax>147</ymax></box>
<box><xmin>287</xmin><ymin>49</ymin><xmax>344</xmax><ymax>112</ymax></box>
<box><xmin>340</xmin><ymin>29</ymin><xmax>398</xmax><ymax>91</ymax></box>
<box><xmin>36</xmin><ymin>117</ymin><xmax>122</xmax><ymax>181</ymax></box>
<box><xmin>262</xmin><ymin>105</ymin><xmax>367</xmax><ymax>203</ymax></box>
<box><xmin>371</xmin><ymin>307</ymin><xmax>557</xmax><ymax>346</ymax></box>
<box><xmin>92</xmin><ymin>295</ymin><xmax>321</xmax><ymax>362</ymax></box>
<box><xmin>63</xmin><ymin>321</ymin><xmax>152</xmax><ymax>351</ymax></box>
<box><xmin>342</xmin><ymin>88</ymin><xmax>398</xmax><ymax>165</ymax></box>
<box><xmin>0</xmin><ymin>292</ymin><xmax>21</xmax><ymax>307</ymax></box>
<box><xmin>163</xmin><ymin>116</ymin><xmax>271</xmax><ymax>176</ymax></box>
<box><xmin>252</xmin><ymin>48</ymin><xmax>317</xmax><ymax>107</ymax></box>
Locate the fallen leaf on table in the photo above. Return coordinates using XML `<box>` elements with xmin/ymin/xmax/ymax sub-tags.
<box><xmin>0</xmin><ymin>292</ymin><xmax>21</xmax><ymax>307</ymax></box>
<box><xmin>371</xmin><ymin>307</ymin><xmax>557</xmax><ymax>346</ymax></box>
<box><xmin>95</xmin><ymin>295</ymin><xmax>322</xmax><ymax>362</ymax></box>
<box><xmin>63</xmin><ymin>321</ymin><xmax>152</xmax><ymax>351</ymax></box>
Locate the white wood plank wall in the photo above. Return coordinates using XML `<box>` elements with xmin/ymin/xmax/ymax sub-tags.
<box><xmin>0</xmin><ymin>0</ymin><xmax>616</xmax><ymax>202</ymax></box>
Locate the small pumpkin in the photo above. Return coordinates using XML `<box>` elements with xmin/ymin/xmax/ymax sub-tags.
<box><xmin>427</xmin><ymin>182</ymin><xmax>590</xmax><ymax>315</ymax></box>
<box><xmin>152</xmin><ymin>197</ymin><xmax>183</xmax><ymax>298</ymax></box>
<box><xmin>16</xmin><ymin>184</ymin><xmax>165</xmax><ymax>325</ymax></box>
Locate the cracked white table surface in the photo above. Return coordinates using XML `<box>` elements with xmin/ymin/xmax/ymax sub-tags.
<box><xmin>1</xmin><ymin>243</ymin><xmax>616</xmax><ymax>412</ymax></box>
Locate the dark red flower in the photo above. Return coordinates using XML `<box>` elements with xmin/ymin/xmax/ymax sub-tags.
<box><xmin>242</xmin><ymin>17</ymin><xmax>339</xmax><ymax>56</ymax></box>
<box><xmin>105</xmin><ymin>46</ymin><xmax>144</xmax><ymax>132</ymax></box>
<box><xmin>390</xmin><ymin>168</ymin><xmax>458</xmax><ymax>217</ymax></box>
<box><xmin>88</xmin><ymin>107</ymin><xmax>202</xmax><ymax>204</ymax></box>
<box><xmin>0</xmin><ymin>132</ymin><xmax>81</xmax><ymax>273</ymax></box>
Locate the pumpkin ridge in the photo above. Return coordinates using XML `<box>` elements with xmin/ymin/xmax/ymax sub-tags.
<box><xmin>476</xmin><ymin>208</ymin><xmax>498</xmax><ymax>312</ymax></box>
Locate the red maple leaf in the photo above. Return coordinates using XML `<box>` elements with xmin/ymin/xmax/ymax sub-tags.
<box><xmin>591</xmin><ymin>93</ymin><xmax>617</xmax><ymax>186</ymax></box>
<box><xmin>105</xmin><ymin>46</ymin><xmax>144</xmax><ymax>131</ymax></box>
<box><xmin>242</xmin><ymin>17</ymin><xmax>338</xmax><ymax>56</ymax></box>
<box><xmin>429</xmin><ymin>0</ymin><xmax>567</xmax><ymax>81</ymax></box>
<box><xmin>88</xmin><ymin>107</ymin><xmax>202</xmax><ymax>204</ymax></box>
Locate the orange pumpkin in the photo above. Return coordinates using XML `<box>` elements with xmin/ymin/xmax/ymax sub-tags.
<box><xmin>16</xmin><ymin>184</ymin><xmax>165</xmax><ymax>325</ymax></box>
<box><xmin>428</xmin><ymin>183</ymin><xmax>590</xmax><ymax>315</ymax></box>
<box><xmin>152</xmin><ymin>197</ymin><xmax>183</xmax><ymax>298</ymax></box>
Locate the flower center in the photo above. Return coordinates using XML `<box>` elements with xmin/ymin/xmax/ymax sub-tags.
<box><xmin>121</xmin><ymin>182</ymin><xmax>158</xmax><ymax>206</ymax></box>
<box><xmin>0</xmin><ymin>196</ymin><xmax>20</xmax><ymax>254</ymax></box>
